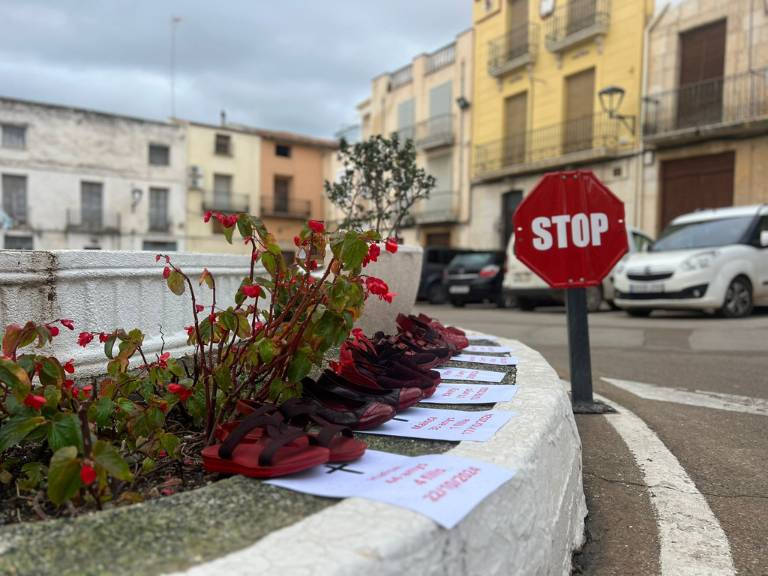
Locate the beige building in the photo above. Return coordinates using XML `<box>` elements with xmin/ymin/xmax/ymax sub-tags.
<box><xmin>640</xmin><ymin>0</ymin><xmax>768</xmax><ymax>234</ymax></box>
<box><xmin>359</xmin><ymin>29</ymin><xmax>474</xmax><ymax>248</ymax></box>
<box><xmin>181</xmin><ymin>119</ymin><xmax>336</xmax><ymax>254</ymax></box>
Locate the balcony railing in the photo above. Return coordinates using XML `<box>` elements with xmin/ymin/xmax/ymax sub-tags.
<box><xmin>545</xmin><ymin>0</ymin><xmax>610</xmax><ymax>53</ymax></box>
<box><xmin>488</xmin><ymin>23</ymin><xmax>539</xmax><ymax>77</ymax></box>
<box><xmin>474</xmin><ymin>112</ymin><xmax>620</xmax><ymax>177</ymax></box>
<box><xmin>260</xmin><ymin>196</ymin><xmax>312</xmax><ymax>219</ymax></box>
<box><xmin>414</xmin><ymin>114</ymin><xmax>454</xmax><ymax>150</ymax></box>
<box><xmin>66</xmin><ymin>209</ymin><xmax>121</xmax><ymax>234</ymax></box>
<box><xmin>148</xmin><ymin>217</ymin><xmax>172</xmax><ymax>233</ymax></box>
<box><xmin>643</xmin><ymin>69</ymin><xmax>768</xmax><ymax>141</ymax></box>
<box><xmin>426</xmin><ymin>43</ymin><xmax>456</xmax><ymax>75</ymax></box>
<box><xmin>404</xmin><ymin>191</ymin><xmax>459</xmax><ymax>226</ymax></box>
<box><xmin>390</xmin><ymin>65</ymin><xmax>413</xmax><ymax>90</ymax></box>
<box><xmin>202</xmin><ymin>193</ymin><xmax>250</xmax><ymax>214</ymax></box>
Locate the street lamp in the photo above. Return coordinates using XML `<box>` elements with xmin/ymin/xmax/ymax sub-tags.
<box><xmin>598</xmin><ymin>85</ymin><xmax>635</xmax><ymax>135</ymax></box>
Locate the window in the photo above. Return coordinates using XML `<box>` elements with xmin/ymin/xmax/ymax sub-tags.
<box><xmin>274</xmin><ymin>176</ymin><xmax>291</xmax><ymax>212</ymax></box>
<box><xmin>213</xmin><ymin>174</ymin><xmax>233</xmax><ymax>209</ymax></box>
<box><xmin>397</xmin><ymin>99</ymin><xmax>415</xmax><ymax>140</ymax></box>
<box><xmin>149</xmin><ymin>187</ymin><xmax>170</xmax><ymax>232</ymax></box>
<box><xmin>1</xmin><ymin>174</ymin><xmax>28</xmax><ymax>226</ymax></box>
<box><xmin>1</xmin><ymin>124</ymin><xmax>26</xmax><ymax>149</ymax></box>
<box><xmin>275</xmin><ymin>143</ymin><xmax>292</xmax><ymax>158</ymax></box>
<box><xmin>81</xmin><ymin>181</ymin><xmax>103</xmax><ymax>230</ymax></box>
<box><xmin>148</xmin><ymin>144</ymin><xmax>170</xmax><ymax>166</ymax></box>
<box><xmin>143</xmin><ymin>240</ymin><xmax>177</xmax><ymax>252</ymax></box>
<box><xmin>215</xmin><ymin>133</ymin><xmax>232</xmax><ymax>156</ymax></box>
<box><xmin>651</xmin><ymin>217</ymin><xmax>754</xmax><ymax>252</ymax></box>
<box><xmin>3</xmin><ymin>235</ymin><xmax>33</xmax><ymax>250</ymax></box>
<box><xmin>631</xmin><ymin>232</ymin><xmax>653</xmax><ymax>253</ymax></box>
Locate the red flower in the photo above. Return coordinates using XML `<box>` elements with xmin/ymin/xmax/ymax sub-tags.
<box><xmin>63</xmin><ymin>359</ymin><xmax>75</xmax><ymax>374</ymax></box>
<box><xmin>293</xmin><ymin>235</ymin><xmax>301</xmax><ymax>247</ymax></box>
<box><xmin>185</xmin><ymin>325</ymin><xmax>195</xmax><ymax>337</ymax></box>
<box><xmin>351</xmin><ymin>328</ymin><xmax>364</xmax><ymax>341</ymax></box>
<box><xmin>163</xmin><ymin>266</ymin><xmax>171</xmax><ymax>279</ymax></box>
<box><xmin>157</xmin><ymin>352</ymin><xmax>171</xmax><ymax>369</ymax></box>
<box><xmin>80</xmin><ymin>464</ymin><xmax>97</xmax><ymax>486</ymax></box>
<box><xmin>195</xmin><ymin>304</ymin><xmax>205</xmax><ymax>313</ymax></box>
<box><xmin>385</xmin><ymin>238</ymin><xmax>399</xmax><ymax>254</ymax></box>
<box><xmin>47</xmin><ymin>325</ymin><xmax>60</xmax><ymax>337</ymax></box>
<box><xmin>98</xmin><ymin>332</ymin><xmax>109</xmax><ymax>343</ymax></box>
<box><xmin>382</xmin><ymin>292</ymin><xmax>397</xmax><ymax>304</ymax></box>
<box><xmin>77</xmin><ymin>332</ymin><xmax>94</xmax><ymax>347</ymax></box>
<box><xmin>60</xmin><ymin>319</ymin><xmax>75</xmax><ymax>330</ymax></box>
<box><xmin>368</xmin><ymin>243</ymin><xmax>381</xmax><ymax>263</ymax></box>
<box><xmin>242</xmin><ymin>284</ymin><xmax>261</xmax><ymax>298</ymax></box>
<box><xmin>308</xmin><ymin>260</ymin><xmax>318</xmax><ymax>270</ymax></box>
<box><xmin>23</xmin><ymin>394</ymin><xmax>46</xmax><ymax>411</ymax></box>
<box><xmin>365</xmin><ymin>276</ymin><xmax>389</xmax><ymax>296</ymax></box>
<box><xmin>63</xmin><ymin>379</ymin><xmax>74</xmax><ymax>392</ymax></box>
<box><xmin>203</xmin><ymin>210</ymin><xmax>213</xmax><ymax>223</ymax></box>
<box><xmin>308</xmin><ymin>220</ymin><xmax>325</xmax><ymax>234</ymax></box>
<box><xmin>79</xmin><ymin>385</ymin><xmax>93</xmax><ymax>400</ymax></box>
<box><xmin>209</xmin><ymin>312</ymin><xmax>217</xmax><ymax>323</ymax></box>
<box><xmin>168</xmin><ymin>383</ymin><xmax>193</xmax><ymax>402</ymax></box>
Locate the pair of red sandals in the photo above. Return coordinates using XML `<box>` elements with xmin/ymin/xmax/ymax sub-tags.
<box><xmin>202</xmin><ymin>398</ymin><xmax>368</xmax><ymax>478</ymax></box>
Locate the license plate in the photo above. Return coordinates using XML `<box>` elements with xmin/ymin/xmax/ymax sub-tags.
<box><xmin>513</xmin><ymin>272</ymin><xmax>531</xmax><ymax>282</ymax></box>
<box><xmin>449</xmin><ymin>285</ymin><xmax>471</xmax><ymax>294</ymax></box>
<box><xmin>629</xmin><ymin>283</ymin><xmax>664</xmax><ymax>294</ymax></box>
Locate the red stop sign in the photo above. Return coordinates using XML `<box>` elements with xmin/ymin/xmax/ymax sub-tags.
<box><xmin>513</xmin><ymin>171</ymin><xmax>628</xmax><ymax>288</ymax></box>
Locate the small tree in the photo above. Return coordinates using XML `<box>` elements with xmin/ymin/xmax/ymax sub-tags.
<box><xmin>325</xmin><ymin>134</ymin><xmax>436</xmax><ymax>238</ymax></box>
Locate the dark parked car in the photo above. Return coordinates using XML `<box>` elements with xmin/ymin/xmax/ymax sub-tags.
<box><xmin>417</xmin><ymin>247</ymin><xmax>472</xmax><ymax>304</ymax></box>
<box><xmin>445</xmin><ymin>251</ymin><xmax>506</xmax><ymax>308</ymax></box>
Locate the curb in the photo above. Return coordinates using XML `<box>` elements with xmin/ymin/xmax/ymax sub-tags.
<box><xmin>171</xmin><ymin>336</ymin><xmax>586</xmax><ymax>576</ymax></box>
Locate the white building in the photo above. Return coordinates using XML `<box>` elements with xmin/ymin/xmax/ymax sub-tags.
<box><xmin>0</xmin><ymin>97</ymin><xmax>187</xmax><ymax>251</ymax></box>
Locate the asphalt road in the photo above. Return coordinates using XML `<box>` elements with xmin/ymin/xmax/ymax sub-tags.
<box><xmin>415</xmin><ymin>303</ymin><xmax>768</xmax><ymax>576</ymax></box>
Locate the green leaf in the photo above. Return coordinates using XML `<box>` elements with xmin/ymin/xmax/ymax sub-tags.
<box><xmin>237</xmin><ymin>214</ymin><xmax>253</xmax><ymax>239</ymax></box>
<box><xmin>213</xmin><ymin>365</ymin><xmax>232</xmax><ymax>393</ymax></box>
<box><xmin>104</xmin><ymin>334</ymin><xmax>118</xmax><ymax>359</ymax></box>
<box><xmin>159</xmin><ymin>433</ymin><xmax>180</xmax><ymax>458</ymax></box>
<box><xmin>167</xmin><ymin>270</ymin><xmax>186</xmax><ymax>296</ymax></box>
<box><xmin>223</xmin><ymin>224</ymin><xmax>235</xmax><ymax>244</ymax></box>
<box><xmin>47</xmin><ymin>446</ymin><xmax>81</xmax><ymax>505</ymax></box>
<box><xmin>39</xmin><ymin>358</ymin><xmax>65</xmax><ymax>387</ymax></box>
<box><xmin>286</xmin><ymin>351</ymin><xmax>311</xmax><ymax>383</ymax></box>
<box><xmin>130</xmin><ymin>407</ymin><xmax>165</xmax><ymax>438</ymax></box>
<box><xmin>0</xmin><ymin>415</ymin><xmax>46</xmax><ymax>452</ymax></box>
<box><xmin>89</xmin><ymin>397</ymin><xmax>116</xmax><ymax>427</ymax></box>
<box><xmin>236</xmin><ymin>313</ymin><xmax>251</xmax><ymax>338</ymax></box>
<box><xmin>340</xmin><ymin>233</ymin><xmax>368</xmax><ymax>269</ymax></box>
<box><xmin>0</xmin><ymin>358</ymin><xmax>32</xmax><ymax>399</ymax></box>
<box><xmin>261</xmin><ymin>252</ymin><xmax>277</xmax><ymax>275</ymax></box>
<box><xmin>198</xmin><ymin>268</ymin><xmax>214</xmax><ymax>289</ymax></box>
<box><xmin>221</xmin><ymin>310</ymin><xmax>237</xmax><ymax>332</ymax></box>
<box><xmin>93</xmin><ymin>440</ymin><xmax>134</xmax><ymax>482</ymax></box>
<box><xmin>258</xmin><ymin>339</ymin><xmax>275</xmax><ymax>363</ymax></box>
<box><xmin>117</xmin><ymin>397</ymin><xmax>137</xmax><ymax>415</ymax></box>
<box><xmin>47</xmin><ymin>413</ymin><xmax>84</xmax><ymax>453</ymax></box>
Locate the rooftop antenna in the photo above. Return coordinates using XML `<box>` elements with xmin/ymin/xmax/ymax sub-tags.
<box><xmin>170</xmin><ymin>16</ymin><xmax>182</xmax><ymax>118</ymax></box>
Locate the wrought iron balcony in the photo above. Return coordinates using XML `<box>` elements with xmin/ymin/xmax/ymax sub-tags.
<box><xmin>260</xmin><ymin>196</ymin><xmax>312</xmax><ymax>219</ymax></box>
<box><xmin>66</xmin><ymin>209</ymin><xmax>121</xmax><ymax>234</ymax></box>
<box><xmin>414</xmin><ymin>115</ymin><xmax>454</xmax><ymax>150</ymax></box>
<box><xmin>643</xmin><ymin>69</ymin><xmax>768</xmax><ymax>143</ymax></box>
<box><xmin>148</xmin><ymin>217</ymin><xmax>172</xmax><ymax>233</ymax></box>
<box><xmin>488</xmin><ymin>23</ymin><xmax>539</xmax><ymax>77</ymax></box>
<box><xmin>545</xmin><ymin>0</ymin><xmax>609</xmax><ymax>53</ymax></box>
<box><xmin>202</xmin><ymin>193</ymin><xmax>250</xmax><ymax>214</ymax></box>
<box><xmin>403</xmin><ymin>191</ymin><xmax>459</xmax><ymax>226</ymax></box>
<box><xmin>474</xmin><ymin>112</ymin><xmax>620</xmax><ymax>178</ymax></box>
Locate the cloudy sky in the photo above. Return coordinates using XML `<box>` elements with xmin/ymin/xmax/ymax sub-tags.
<box><xmin>0</xmin><ymin>1</ymin><xmax>471</xmax><ymax>138</ymax></box>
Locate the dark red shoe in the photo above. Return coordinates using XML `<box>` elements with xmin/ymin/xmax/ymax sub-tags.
<box><xmin>299</xmin><ymin>376</ymin><xmax>395</xmax><ymax>430</ymax></box>
<box><xmin>314</xmin><ymin>370</ymin><xmax>422</xmax><ymax>412</ymax></box>
<box><xmin>337</xmin><ymin>347</ymin><xmax>438</xmax><ymax>392</ymax></box>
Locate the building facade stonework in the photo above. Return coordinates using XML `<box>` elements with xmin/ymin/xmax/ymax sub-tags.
<box><xmin>0</xmin><ymin>97</ymin><xmax>187</xmax><ymax>251</ymax></box>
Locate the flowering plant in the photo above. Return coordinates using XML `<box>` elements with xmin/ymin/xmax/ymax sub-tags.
<box><xmin>0</xmin><ymin>214</ymin><xmax>395</xmax><ymax>512</ymax></box>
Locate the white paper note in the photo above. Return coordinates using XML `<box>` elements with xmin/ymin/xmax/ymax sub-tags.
<box><xmin>452</xmin><ymin>354</ymin><xmax>519</xmax><ymax>366</ymax></box>
<box><xmin>357</xmin><ymin>407</ymin><xmax>514</xmax><ymax>442</ymax></box>
<box><xmin>420</xmin><ymin>383</ymin><xmax>518</xmax><ymax>404</ymax></box>
<box><xmin>436</xmin><ymin>367</ymin><xmax>507</xmax><ymax>383</ymax></box>
<box><xmin>267</xmin><ymin>449</ymin><xmax>517</xmax><ymax>529</ymax></box>
<box><xmin>463</xmin><ymin>345</ymin><xmax>515</xmax><ymax>354</ymax></box>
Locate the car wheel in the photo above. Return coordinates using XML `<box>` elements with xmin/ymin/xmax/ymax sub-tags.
<box><xmin>427</xmin><ymin>283</ymin><xmax>446</xmax><ymax>305</ymax></box>
<box><xmin>626</xmin><ymin>308</ymin><xmax>652</xmax><ymax>318</ymax></box>
<box><xmin>720</xmin><ymin>276</ymin><xmax>753</xmax><ymax>318</ymax></box>
<box><xmin>495</xmin><ymin>292</ymin><xmax>512</xmax><ymax>308</ymax></box>
<box><xmin>517</xmin><ymin>297</ymin><xmax>535</xmax><ymax>311</ymax></box>
<box><xmin>450</xmin><ymin>299</ymin><xmax>466</xmax><ymax>308</ymax></box>
<box><xmin>586</xmin><ymin>286</ymin><xmax>603</xmax><ymax>313</ymax></box>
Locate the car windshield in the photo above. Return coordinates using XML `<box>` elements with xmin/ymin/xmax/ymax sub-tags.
<box><xmin>651</xmin><ymin>216</ymin><xmax>753</xmax><ymax>252</ymax></box>
<box><xmin>449</xmin><ymin>253</ymin><xmax>494</xmax><ymax>267</ymax></box>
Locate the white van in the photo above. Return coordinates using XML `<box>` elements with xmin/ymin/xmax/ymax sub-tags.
<box><xmin>614</xmin><ymin>205</ymin><xmax>768</xmax><ymax>318</ymax></box>
<box><xmin>503</xmin><ymin>226</ymin><xmax>653</xmax><ymax>312</ymax></box>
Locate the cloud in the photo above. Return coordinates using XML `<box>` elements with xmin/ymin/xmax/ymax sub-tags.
<box><xmin>0</xmin><ymin>0</ymin><xmax>471</xmax><ymax>137</ymax></box>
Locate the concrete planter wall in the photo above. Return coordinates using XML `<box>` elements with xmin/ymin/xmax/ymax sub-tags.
<box><xmin>0</xmin><ymin>250</ymin><xmax>252</xmax><ymax>376</ymax></box>
<box><xmin>355</xmin><ymin>244</ymin><xmax>423</xmax><ymax>335</ymax></box>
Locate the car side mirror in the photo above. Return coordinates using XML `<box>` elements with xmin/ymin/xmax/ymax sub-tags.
<box><xmin>761</xmin><ymin>230</ymin><xmax>768</xmax><ymax>248</ymax></box>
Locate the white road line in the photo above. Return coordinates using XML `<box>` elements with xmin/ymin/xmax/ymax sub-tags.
<box><xmin>594</xmin><ymin>392</ymin><xmax>736</xmax><ymax>576</ymax></box>
<box><xmin>602</xmin><ymin>377</ymin><xmax>768</xmax><ymax>417</ymax></box>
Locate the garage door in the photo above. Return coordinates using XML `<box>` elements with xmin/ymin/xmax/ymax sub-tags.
<box><xmin>660</xmin><ymin>151</ymin><xmax>734</xmax><ymax>232</ymax></box>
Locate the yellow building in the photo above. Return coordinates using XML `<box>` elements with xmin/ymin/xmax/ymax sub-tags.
<box><xmin>179</xmin><ymin>120</ymin><xmax>336</xmax><ymax>254</ymax></box>
<box><xmin>358</xmin><ymin>29</ymin><xmax>475</xmax><ymax>247</ymax></box>
<box><xmin>470</xmin><ymin>0</ymin><xmax>655</xmax><ymax>249</ymax></box>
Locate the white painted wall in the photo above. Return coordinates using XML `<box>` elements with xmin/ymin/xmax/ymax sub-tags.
<box><xmin>0</xmin><ymin>97</ymin><xmax>187</xmax><ymax>251</ymax></box>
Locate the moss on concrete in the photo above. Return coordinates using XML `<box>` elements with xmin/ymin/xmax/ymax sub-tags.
<box><xmin>0</xmin><ymin>340</ymin><xmax>517</xmax><ymax>575</ymax></box>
